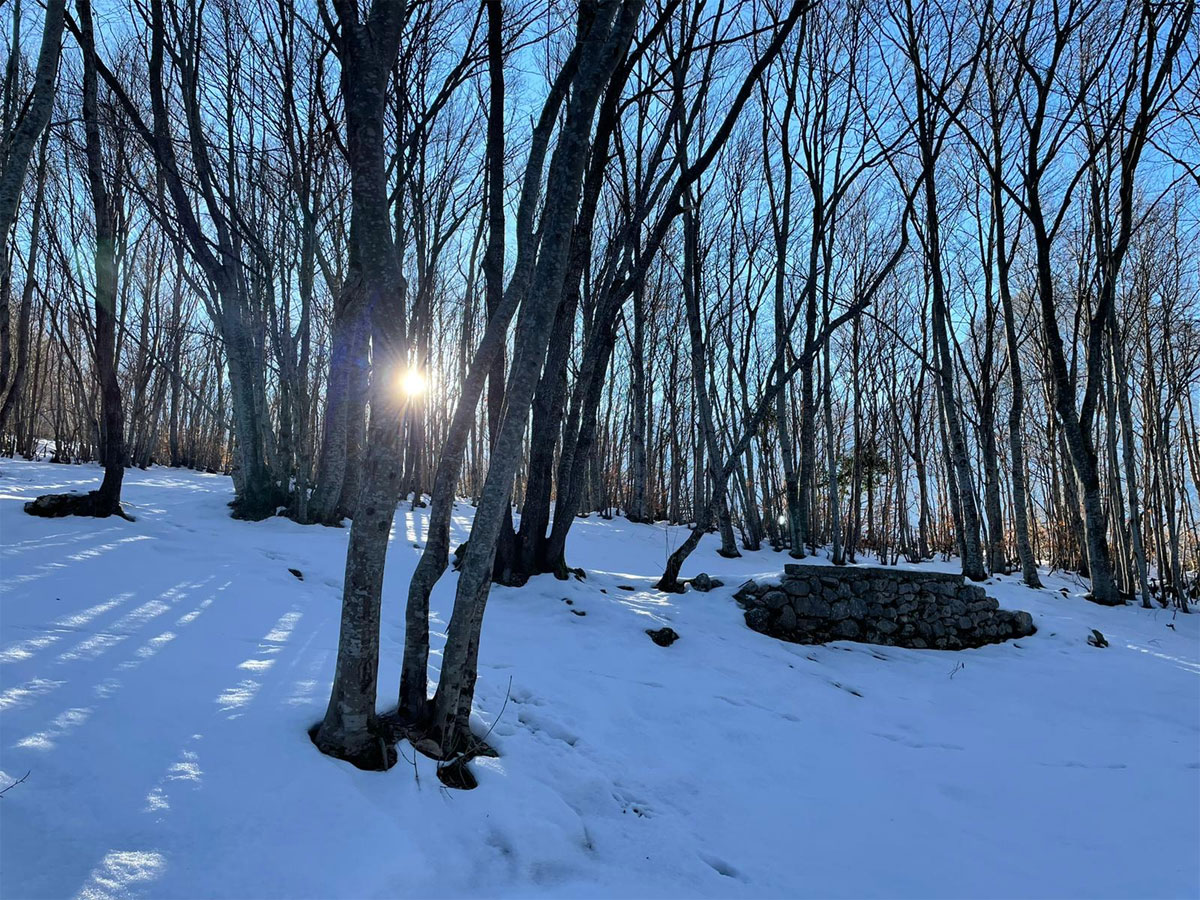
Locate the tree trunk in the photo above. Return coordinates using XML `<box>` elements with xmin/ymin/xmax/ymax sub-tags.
<box><xmin>313</xmin><ymin>0</ymin><xmax>410</xmax><ymax>770</ymax></box>
<box><xmin>25</xmin><ymin>0</ymin><xmax>124</xmax><ymax>520</ymax></box>
<box><xmin>428</xmin><ymin>0</ymin><xmax>638</xmax><ymax>757</ymax></box>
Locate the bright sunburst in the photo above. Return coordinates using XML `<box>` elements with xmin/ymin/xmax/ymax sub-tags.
<box><xmin>399</xmin><ymin>368</ymin><xmax>426</xmax><ymax>398</ymax></box>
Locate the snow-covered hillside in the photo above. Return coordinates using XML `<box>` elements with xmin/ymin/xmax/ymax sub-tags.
<box><xmin>1</xmin><ymin>461</ymin><xmax>1197</xmax><ymax>899</ymax></box>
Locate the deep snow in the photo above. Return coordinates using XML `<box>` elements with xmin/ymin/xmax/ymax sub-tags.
<box><xmin>0</xmin><ymin>460</ymin><xmax>1197</xmax><ymax>899</ymax></box>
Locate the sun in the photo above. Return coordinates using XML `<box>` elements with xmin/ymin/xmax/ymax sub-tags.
<box><xmin>399</xmin><ymin>368</ymin><xmax>426</xmax><ymax>398</ymax></box>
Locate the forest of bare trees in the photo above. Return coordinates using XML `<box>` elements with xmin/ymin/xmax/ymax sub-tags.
<box><xmin>2</xmin><ymin>0</ymin><xmax>1197</xmax><ymax>769</ymax></box>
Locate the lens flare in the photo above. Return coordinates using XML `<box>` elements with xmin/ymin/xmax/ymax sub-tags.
<box><xmin>399</xmin><ymin>369</ymin><xmax>426</xmax><ymax>397</ymax></box>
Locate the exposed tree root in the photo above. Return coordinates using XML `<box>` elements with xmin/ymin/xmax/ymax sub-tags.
<box><xmin>24</xmin><ymin>491</ymin><xmax>133</xmax><ymax>521</ymax></box>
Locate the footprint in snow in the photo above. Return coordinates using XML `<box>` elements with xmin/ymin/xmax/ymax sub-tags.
<box><xmin>700</xmin><ymin>853</ymin><xmax>744</xmax><ymax>880</ymax></box>
<box><xmin>516</xmin><ymin>709</ymin><xmax>579</xmax><ymax>747</ymax></box>
<box><xmin>612</xmin><ymin>788</ymin><xmax>654</xmax><ymax>818</ymax></box>
<box><xmin>508</xmin><ymin>687</ymin><xmax>545</xmax><ymax>707</ymax></box>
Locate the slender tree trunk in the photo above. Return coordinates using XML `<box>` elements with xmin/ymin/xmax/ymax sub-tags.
<box><xmin>628</xmin><ymin>254</ymin><xmax>648</xmax><ymax>522</ymax></box>
<box><xmin>308</xmin><ymin>269</ymin><xmax>367</xmax><ymax>524</ymax></box>
<box><xmin>0</xmin><ymin>0</ymin><xmax>65</xmax><ymax>289</ymax></box>
<box><xmin>25</xmin><ymin>0</ymin><xmax>124</xmax><ymax>520</ymax></box>
<box><xmin>0</xmin><ymin>129</ymin><xmax>47</xmax><ymax>436</ymax></box>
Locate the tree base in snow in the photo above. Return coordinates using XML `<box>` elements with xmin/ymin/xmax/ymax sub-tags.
<box><xmin>436</xmin><ymin>758</ymin><xmax>477</xmax><ymax>789</ymax></box>
<box><xmin>24</xmin><ymin>491</ymin><xmax>133</xmax><ymax>521</ymax></box>
<box><xmin>392</xmin><ymin>711</ymin><xmax>501</xmax><ymax>786</ymax></box>
<box><xmin>1083</xmin><ymin>592</ymin><xmax>1127</xmax><ymax>608</ymax></box>
<box><xmin>227</xmin><ymin>485</ymin><xmax>289</xmax><ymax>522</ymax></box>
<box><xmin>308</xmin><ymin>722</ymin><xmax>396</xmax><ymax>772</ymax></box>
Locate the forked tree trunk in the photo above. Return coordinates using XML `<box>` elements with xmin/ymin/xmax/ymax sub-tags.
<box><xmin>398</xmin><ymin>0</ymin><xmax>579</xmax><ymax>723</ymax></box>
<box><xmin>427</xmin><ymin>0</ymin><xmax>639</xmax><ymax>757</ymax></box>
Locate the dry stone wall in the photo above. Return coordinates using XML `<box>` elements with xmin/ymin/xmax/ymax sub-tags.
<box><xmin>733</xmin><ymin>563</ymin><xmax>1035</xmax><ymax>650</ymax></box>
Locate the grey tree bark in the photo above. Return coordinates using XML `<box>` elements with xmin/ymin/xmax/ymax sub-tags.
<box><xmin>313</xmin><ymin>0</ymin><xmax>409</xmax><ymax>770</ymax></box>
<box><xmin>0</xmin><ymin>128</ymin><xmax>47</xmax><ymax>436</ymax></box>
<box><xmin>397</xmin><ymin>6</ymin><xmax>583</xmax><ymax>725</ymax></box>
<box><xmin>427</xmin><ymin>0</ymin><xmax>641</xmax><ymax>757</ymax></box>
<box><xmin>26</xmin><ymin>0</ymin><xmax>126</xmax><ymax>520</ymax></box>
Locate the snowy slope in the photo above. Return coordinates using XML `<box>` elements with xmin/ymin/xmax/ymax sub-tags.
<box><xmin>0</xmin><ymin>460</ymin><xmax>1197</xmax><ymax>899</ymax></box>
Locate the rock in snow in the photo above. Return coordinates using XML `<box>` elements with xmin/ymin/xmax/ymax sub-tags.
<box><xmin>645</xmin><ymin>627</ymin><xmax>680</xmax><ymax>647</ymax></box>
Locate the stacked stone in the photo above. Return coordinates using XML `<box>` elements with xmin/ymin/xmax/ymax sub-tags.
<box><xmin>733</xmin><ymin>563</ymin><xmax>1035</xmax><ymax>650</ymax></box>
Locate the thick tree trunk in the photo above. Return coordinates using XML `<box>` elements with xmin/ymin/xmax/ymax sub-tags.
<box><xmin>313</xmin><ymin>0</ymin><xmax>409</xmax><ymax>769</ymax></box>
<box><xmin>1030</xmin><ymin>209</ymin><xmax>1119</xmax><ymax>604</ymax></box>
<box><xmin>513</xmin><ymin>284</ymin><xmax>577</xmax><ymax>576</ymax></box>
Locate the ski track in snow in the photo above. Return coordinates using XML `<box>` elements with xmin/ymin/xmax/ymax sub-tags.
<box><xmin>0</xmin><ymin>461</ymin><xmax>1197</xmax><ymax>899</ymax></box>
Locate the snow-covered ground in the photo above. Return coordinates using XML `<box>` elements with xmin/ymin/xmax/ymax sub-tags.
<box><xmin>0</xmin><ymin>460</ymin><xmax>1196</xmax><ymax>899</ymax></box>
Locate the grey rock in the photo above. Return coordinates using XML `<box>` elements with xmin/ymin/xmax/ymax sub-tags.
<box><xmin>763</xmin><ymin>590</ymin><xmax>789</xmax><ymax>610</ymax></box>
<box><xmin>793</xmin><ymin>595</ymin><xmax>829</xmax><ymax>618</ymax></box>
<box><xmin>833</xmin><ymin>620</ymin><xmax>859</xmax><ymax>639</ymax></box>
<box><xmin>784</xmin><ymin>579</ymin><xmax>811</xmax><ymax>598</ymax></box>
